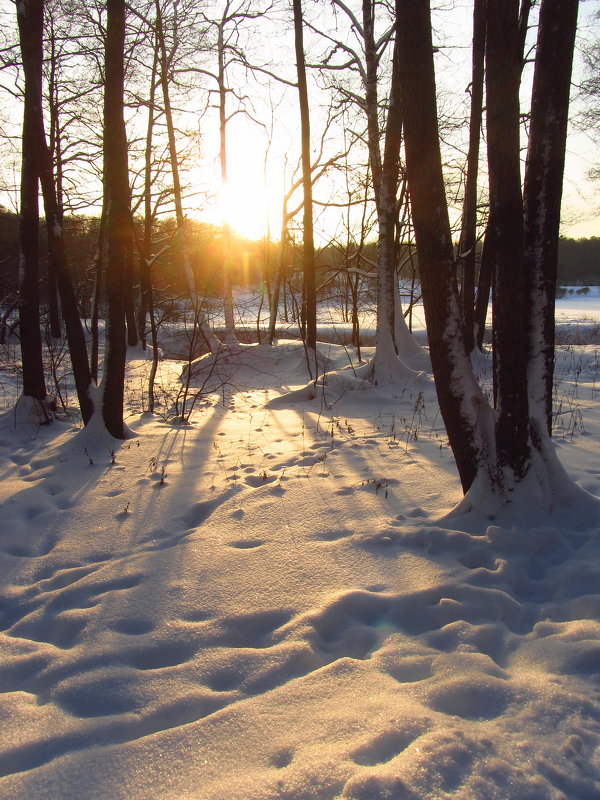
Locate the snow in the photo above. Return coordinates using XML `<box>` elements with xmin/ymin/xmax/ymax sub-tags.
<box><xmin>1</xmin><ymin>296</ymin><xmax>600</xmax><ymax>799</ymax></box>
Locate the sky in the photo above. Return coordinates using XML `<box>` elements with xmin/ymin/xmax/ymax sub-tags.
<box><xmin>0</xmin><ymin>0</ymin><xmax>598</xmax><ymax>241</ymax></box>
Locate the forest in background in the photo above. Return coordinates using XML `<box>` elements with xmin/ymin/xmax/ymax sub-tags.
<box><xmin>1</xmin><ymin>205</ymin><xmax>598</xmax><ymax>321</ymax></box>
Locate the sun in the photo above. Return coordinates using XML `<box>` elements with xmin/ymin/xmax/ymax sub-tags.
<box><xmin>187</xmin><ymin>118</ymin><xmax>286</xmax><ymax>240</ymax></box>
<box><xmin>218</xmin><ymin>175</ymin><xmax>274</xmax><ymax>241</ymax></box>
<box><xmin>214</xmin><ymin>121</ymin><xmax>284</xmax><ymax>241</ymax></box>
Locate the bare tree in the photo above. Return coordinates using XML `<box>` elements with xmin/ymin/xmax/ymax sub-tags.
<box><xmin>293</xmin><ymin>0</ymin><xmax>317</xmax><ymax>369</ymax></box>
<box><xmin>15</xmin><ymin>0</ymin><xmax>51</xmax><ymax>422</ymax></box>
<box><xmin>101</xmin><ymin>0</ymin><xmax>132</xmax><ymax>439</ymax></box>
<box><xmin>153</xmin><ymin>0</ymin><xmax>220</xmax><ymax>353</ymax></box>
<box><xmin>397</xmin><ymin>0</ymin><xmax>588</xmax><ymax>513</ymax></box>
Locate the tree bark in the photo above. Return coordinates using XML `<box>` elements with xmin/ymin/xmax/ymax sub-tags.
<box><xmin>375</xmin><ymin>35</ymin><xmax>402</xmax><ymax>363</ymax></box>
<box><xmin>362</xmin><ymin>0</ymin><xmax>382</xmax><ymax>204</ymax></box>
<box><xmin>217</xmin><ymin>12</ymin><xmax>238</xmax><ymax>345</ymax></box>
<box><xmin>397</xmin><ymin>0</ymin><xmax>496</xmax><ymax>494</ymax></box>
<box><xmin>155</xmin><ymin>0</ymin><xmax>220</xmax><ymax>353</ymax></box>
<box><xmin>293</xmin><ymin>0</ymin><xmax>317</xmax><ymax>362</ymax></box>
<box><xmin>16</xmin><ymin>0</ymin><xmax>49</xmax><ymax>414</ymax></box>
<box><xmin>458</xmin><ymin>0</ymin><xmax>485</xmax><ymax>354</ymax></box>
<box><xmin>102</xmin><ymin>0</ymin><xmax>130</xmax><ymax>439</ymax></box>
<box><xmin>486</xmin><ymin>0</ymin><xmax>531</xmax><ymax>480</ymax></box>
<box><xmin>523</xmin><ymin>0</ymin><xmax>579</xmax><ymax>435</ymax></box>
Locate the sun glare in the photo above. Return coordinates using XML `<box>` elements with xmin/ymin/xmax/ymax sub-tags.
<box><xmin>218</xmin><ymin>175</ymin><xmax>274</xmax><ymax>241</ymax></box>
<box><xmin>196</xmin><ymin>120</ymin><xmax>283</xmax><ymax>242</ymax></box>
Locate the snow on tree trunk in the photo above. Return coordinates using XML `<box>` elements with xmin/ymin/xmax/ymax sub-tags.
<box><xmin>524</xmin><ymin>0</ymin><xmax>579</xmax><ymax>436</ymax></box>
<box><xmin>397</xmin><ymin>0</ymin><xmax>500</xmax><ymax>497</ymax></box>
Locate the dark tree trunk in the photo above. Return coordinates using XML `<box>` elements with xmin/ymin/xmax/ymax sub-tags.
<box><xmin>486</xmin><ymin>0</ymin><xmax>531</xmax><ymax>480</ymax></box>
<box><xmin>523</xmin><ymin>0</ymin><xmax>579</xmax><ymax>435</ymax></box>
<box><xmin>397</xmin><ymin>0</ymin><xmax>496</xmax><ymax>493</ymax></box>
<box><xmin>19</xmin><ymin>0</ymin><xmax>93</xmax><ymax>425</ymax></box>
<box><xmin>217</xmin><ymin>14</ymin><xmax>237</xmax><ymax>344</ymax></box>
<box><xmin>102</xmin><ymin>0</ymin><xmax>130</xmax><ymax>439</ymax></box>
<box><xmin>458</xmin><ymin>0</ymin><xmax>485</xmax><ymax>354</ymax></box>
<box><xmin>38</xmin><ymin>154</ymin><xmax>94</xmax><ymax>425</ymax></box>
<box><xmin>474</xmin><ymin>214</ymin><xmax>494</xmax><ymax>350</ymax></box>
<box><xmin>293</xmin><ymin>0</ymin><xmax>317</xmax><ymax>360</ymax></box>
<box><xmin>474</xmin><ymin>0</ymin><xmax>535</xmax><ymax>356</ymax></box>
<box><xmin>397</xmin><ymin>0</ymin><xmax>583</xmax><ymax>512</ymax></box>
<box><xmin>137</xmin><ymin>40</ymin><xmax>159</xmax><ymax>352</ymax></box>
<box><xmin>46</xmin><ymin>12</ymin><xmax>62</xmax><ymax>340</ymax></box>
<box><xmin>90</xmin><ymin>203</ymin><xmax>106</xmax><ymax>384</ymax></box>
<box><xmin>16</xmin><ymin>0</ymin><xmax>49</xmax><ymax>418</ymax></box>
<box><xmin>139</xmin><ymin>42</ymin><xmax>160</xmax><ymax>409</ymax></box>
<box><xmin>125</xmin><ymin>233</ymin><xmax>138</xmax><ymax>347</ymax></box>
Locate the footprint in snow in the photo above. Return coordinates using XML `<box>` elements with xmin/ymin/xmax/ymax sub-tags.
<box><xmin>244</xmin><ymin>473</ymin><xmax>277</xmax><ymax>488</ymax></box>
<box><xmin>228</xmin><ymin>539</ymin><xmax>265</xmax><ymax>549</ymax></box>
<box><xmin>109</xmin><ymin>617</ymin><xmax>155</xmax><ymax>635</ymax></box>
<box><xmin>311</xmin><ymin>529</ymin><xmax>353</xmax><ymax>542</ymax></box>
<box><xmin>180</xmin><ymin>486</ymin><xmax>241</xmax><ymax>529</ymax></box>
<box><xmin>270</xmin><ymin>748</ymin><xmax>294</xmax><ymax>769</ymax></box>
<box><xmin>37</xmin><ymin>565</ymin><xmax>100</xmax><ymax>592</ymax></box>
<box><xmin>351</xmin><ymin>727</ymin><xmax>426</xmax><ymax>766</ymax></box>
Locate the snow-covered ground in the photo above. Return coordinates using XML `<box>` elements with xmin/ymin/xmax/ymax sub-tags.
<box><xmin>1</xmin><ymin>295</ymin><xmax>600</xmax><ymax>799</ymax></box>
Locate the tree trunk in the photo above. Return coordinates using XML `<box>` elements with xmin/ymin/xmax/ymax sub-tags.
<box><xmin>458</xmin><ymin>0</ymin><xmax>485</xmax><ymax>354</ymax></box>
<box><xmin>18</xmin><ymin>0</ymin><xmax>94</xmax><ymax>425</ymax></box>
<box><xmin>155</xmin><ymin>0</ymin><xmax>220</xmax><ymax>353</ymax></box>
<box><xmin>16</xmin><ymin>0</ymin><xmax>49</xmax><ymax>416</ymax></box>
<box><xmin>362</xmin><ymin>0</ymin><xmax>382</xmax><ymax>203</ymax></box>
<box><xmin>397</xmin><ymin>0</ymin><xmax>586</xmax><ymax>513</ymax></box>
<box><xmin>523</xmin><ymin>0</ymin><xmax>579</xmax><ymax>436</ymax></box>
<box><xmin>375</xmin><ymin>35</ymin><xmax>402</xmax><ymax>365</ymax></box>
<box><xmin>293</xmin><ymin>0</ymin><xmax>317</xmax><ymax>364</ymax></box>
<box><xmin>46</xmin><ymin>12</ymin><xmax>62</xmax><ymax>340</ymax></box>
<box><xmin>473</xmin><ymin>0</ymin><xmax>535</xmax><ymax>357</ymax></box>
<box><xmin>397</xmin><ymin>0</ymin><xmax>497</xmax><ymax>495</ymax></box>
<box><xmin>90</xmin><ymin>203</ymin><xmax>106</xmax><ymax>384</ymax></box>
<box><xmin>486</xmin><ymin>0</ymin><xmax>531</xmax><ymax>480</ymax></box>
<box><xmin>102</xmin><ymin>0</ymin><xmax>130</xmax><ymax>439</ymax></box>
<box><xmin>217</xmin><ymin>16</ymin><xmax>238</xmax><ymax>346</ymax></box>
<box><xmin>15</xmin><ymin>2</ymin><xmax>53</xmax><ymax>422</ymax></box>
<box><xmin>474</xmin><ymin>214</ymin><xmax>494</xmax><ymax>350</ymax></box>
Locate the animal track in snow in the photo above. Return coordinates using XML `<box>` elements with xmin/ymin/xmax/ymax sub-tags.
<box><xmin>214</xmin><ymin>609</ymin><xmax>293</xmax><ymax>649</ymax></box>
<box><xmin>109</xmin><ymin>617</ymin><xmax>155</xmax><ymax>635</ymax></box>
<box><xmin>3</xmin><ymin>533</ymin><xmax>57</xmax><ymax>558</ymax></box>
<box><xmin>428</xmin><ymin>678</ymin><xmax>511</xmax><ymax>720</ymax></box>
<box><xmin>351</xmin><ymin>726</ymin><xmax>425</xmax><ymax>766</ymax></box>
<box><xmin>127</xmin><ymin>640</ymin><xmax>198</xmax><ymax>670</ymax></box>
<box><xmin>228</xmin><ymin>539</ymin><xmax>265</xmax><ymax>549</ymax></box>
<box><xmin>180</xmin><ymin>486</ymin><xmax>241</xmax><ymax>529</ymax></box>
<box><xmin>382</xmin><ymin>656</ymin><xmax>434</xmax><ymax>684</ymax></box>
<box><xmin>54</xmin><ymin>671</ymin><xmax>142</xmax><ymax>717</ymax></box>
<box><xmin>270</xmin><ymin>747</ymin><xmax>294</xmax><ymax>768</ymax></box>
<box><xmin>311</xmin><ymin>528</ymin><xmax>353</xmax><ymax>542</ymax></box>
<box><xmin>37</xmin><ymin>565</ymin><xmax>100</xmax><ymax>592</ymax></box>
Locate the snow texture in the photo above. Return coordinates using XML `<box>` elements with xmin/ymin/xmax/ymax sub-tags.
<box><xmin>1</xmin><ymin>296</ymin><xmax>600</xmax><ymax>799</ymax></box>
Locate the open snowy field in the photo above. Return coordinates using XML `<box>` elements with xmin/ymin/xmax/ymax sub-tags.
<box><xmin>1</xmin><ymin>295</ymin><xmax>600</xmax><ymax>799</ymax></box>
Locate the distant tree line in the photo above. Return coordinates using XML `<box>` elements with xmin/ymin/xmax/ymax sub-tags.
<box><xmin>557</xmin><ymin>236</ymin><xmax>600</xmax><ymax>284</ymax></box>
